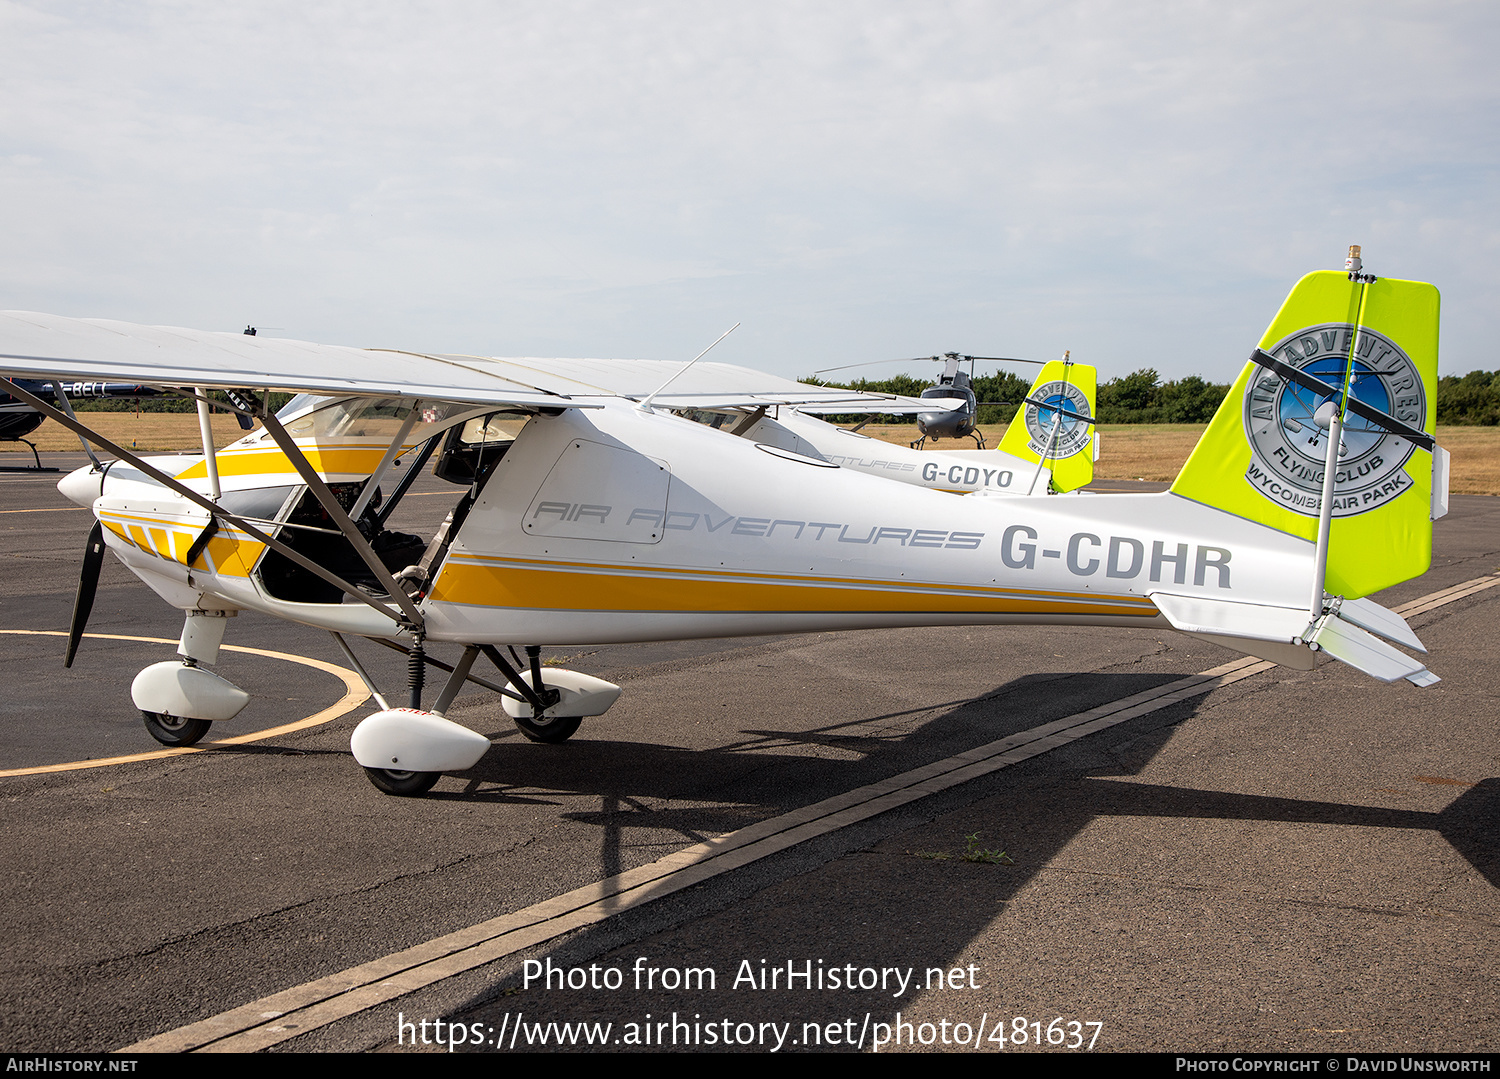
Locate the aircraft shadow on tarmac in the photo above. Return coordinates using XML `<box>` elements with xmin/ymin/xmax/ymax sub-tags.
<box><xmin>417</xmin><ymin>664</ymin><xmax>1499</xmax><ymax>1041</ymax></box>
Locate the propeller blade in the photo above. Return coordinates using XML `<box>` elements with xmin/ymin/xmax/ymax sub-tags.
<box><xmin>64</xmin><ymin>520</ymin><xmax>105</xmax><ymax>669</ymax></box>
<box><xmin>1022</xmin><ymin>395</ymin><xmax>1095</xmax><ymax>426</ymax></box>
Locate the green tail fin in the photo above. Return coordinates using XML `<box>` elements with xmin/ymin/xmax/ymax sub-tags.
<box><xmin>998</xmin><ymin>359</ymin><xmax>1097</xmax><ymax>492</ymax></box>
<box><xmin>1170</xmin><ymin>270</ymin><xmax>1441</xmax><ymax>599</ymax></box>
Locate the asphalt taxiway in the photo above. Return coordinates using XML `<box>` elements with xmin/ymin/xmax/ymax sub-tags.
<box><xmin>1</xmin><ymin>457</ymin><xmax>1495</xmax><ymax>1053</ymax></box>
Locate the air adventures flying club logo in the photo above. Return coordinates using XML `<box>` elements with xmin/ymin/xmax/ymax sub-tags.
<box><xmin>1242</xmin><ymin>323</ymin><xmax>1425</xmax><ymax>518</ymax></box>
<box><xmin>1024</xmin><ymin>380</ymin><xmax>1092</xmax><ymax>459</ymax></box>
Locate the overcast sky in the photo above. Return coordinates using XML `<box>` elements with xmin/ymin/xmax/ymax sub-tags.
<box><xmin>1</xmin><ymin>1</ymin><xmax>1494</xmax><ymax>383</ymax></box>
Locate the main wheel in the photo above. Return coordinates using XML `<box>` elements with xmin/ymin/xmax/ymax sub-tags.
<box><xmin>363</xmin><ymin>767</ymin><xmax>441</xmax><ymax>796</ymax></box>
<box><xmin>512</xmin><ymin>712</ymin><xmax>582</xmax><ymax>744</ymax></box>
<box><xmin>141</xmin><ymin>711</ymin><xmax>212</xmax><ymax>747</ymax></box>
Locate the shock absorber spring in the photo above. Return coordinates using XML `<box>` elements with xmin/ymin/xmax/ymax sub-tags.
<box><xmin>408</xmin><ymin>632</ymin><xmax>426</xmax><ymax>709</ymax></box>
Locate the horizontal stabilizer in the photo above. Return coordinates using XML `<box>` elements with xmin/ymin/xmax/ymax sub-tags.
<box><xmin>1308</xmin><ymin>616</ymin><xmax>1437</xmax><ymax>686</ymax></box>
<box><xmin>1152</xmin><ymin>593</ymin><xmax>1311</xmax><ymax>644</ymax></box>
<box><xmin>1335</xmin><ymin>597</ymin><xmax>1427</xmax><ymax>653</ymax></box>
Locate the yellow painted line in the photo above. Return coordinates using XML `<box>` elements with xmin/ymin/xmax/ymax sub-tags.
<box><xmin>0</xmin><ymin>506</ymin><xmax>87</xmax><ymax>514</ymax></box>
<box><xmin>0</xmin><ymin>630</ymin><xmax>370</xmax><ymax>777</ymax></box>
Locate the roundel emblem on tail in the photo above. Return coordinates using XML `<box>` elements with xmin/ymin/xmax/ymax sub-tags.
<box><xmin>1242</xmin><ymin>323</ymin><xmax>1425</xmax><ymax>518</ymax></box>
<box><xmin>1024</xmin><ymin>381</ymin><xmax>1092</xmax><ymax>458</ymax></box>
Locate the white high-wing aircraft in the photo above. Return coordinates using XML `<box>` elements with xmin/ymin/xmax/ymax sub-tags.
<box><xmin>0</xmin><ymin>251</ymin><xmax>1447</xmax><ymax>796</ymax></box>
<box><xmin>691</xmin><ymin>354</ymin><xmax>1099</xmax><ymax>496</ymax></box>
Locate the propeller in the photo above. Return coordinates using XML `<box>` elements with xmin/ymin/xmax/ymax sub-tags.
<box><xmin>64</xmin><ymin>520</ymin><xmax>105</xmax><ymax>669</ymax></box>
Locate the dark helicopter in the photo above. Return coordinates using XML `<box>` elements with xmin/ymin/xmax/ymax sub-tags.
<box><xmin>912</xmin><ymin>353</ymin><xmax>985</xmax><ymax>448</ymax></box>
<box><xmin>0</xmin><ymin>378</ymin><xmax>168</xmax><ymax>471</ymax></box>
<box><xmin>814</xmin><ymin>352</ymin><xmax>1059</xmax><ymax>449</ymax></box>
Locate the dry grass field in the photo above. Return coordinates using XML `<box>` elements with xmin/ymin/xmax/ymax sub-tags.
<box><xmin>5</xmin><ymin>413</ymin><xmax>252</xmax><ymax>455</ymax></box>
<box><xmin>8</xmin><ymin>414</ymin><xmax>1499</xmax><ymax>495</ymax></box>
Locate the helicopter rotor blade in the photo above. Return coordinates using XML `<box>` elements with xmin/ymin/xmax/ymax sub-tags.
<box><xmin>812</xmin><ymin>356</ymin><xmax>941</xmax><ymax>376</ymax></box>
<box><xmin>63</xmin><ymin>520</ymin><xmax>105</xmax><ymax>669</ymax></box>
<box><xmin>959</xmin><ymin>356</ymin><xmax>1048</xmax><ymax>366</ymax></box>
<box><xmin>813</xmin><ymin>353</ymin><xmax>1057</xmax><ymax>377</ymax></box>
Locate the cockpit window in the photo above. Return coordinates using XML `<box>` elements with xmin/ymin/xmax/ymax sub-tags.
<box><xmin>242</xmin><ymin>397</ymin><xmax>465</xmax><ymax>446</ymax></box>
<box><xmin>457</xmin><ymin>412</ymin><xmax>530</xmax><ymax>445</ymax></box>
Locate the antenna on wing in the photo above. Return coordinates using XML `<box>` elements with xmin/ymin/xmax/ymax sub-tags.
<box><xmin>637</xmin><ymin>323</ymin><xmax>741</xmax><ymax>412</ymax></box>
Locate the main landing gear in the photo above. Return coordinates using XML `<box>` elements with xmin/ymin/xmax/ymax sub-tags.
<box><xmin>344</xmin><ymin>639</ymin><xmax>622</xmax><ymax>796</ymax></box>
<box><xmin>362</xmin><ymin>767</ymin><xmax>442</xmax><ymax>797</ymax></box>
<box><xmin>511</xmin><ymin>711</ymin><xmax>582</xmax><ymax>744</ymax></box>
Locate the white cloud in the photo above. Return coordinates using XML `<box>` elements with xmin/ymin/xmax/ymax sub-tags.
<box><xmin>0</xmin><ymin>0</ymin><xmax>1494</xmax><ymax>378</ymax></box>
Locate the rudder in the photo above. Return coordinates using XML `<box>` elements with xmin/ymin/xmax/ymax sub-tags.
<box><xmin>1170</xmin><ymin>266</ymin><xmax>1441</xmax><ymax>600</ymax></box>
<box><xmin>998</xmin><ymin>357</ymin><xmax>1097</xmax><ymax>492</ymax></box>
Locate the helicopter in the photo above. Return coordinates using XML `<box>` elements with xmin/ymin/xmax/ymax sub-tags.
<box><xmin>811</xmin><ymin>351</ymin><xmax>1094</xmax><ymax>451</ymax></box>
<box><xmin>0</xmin><ymin>378</ymin><xmax>169</xmax><ymax>471</ymax></box>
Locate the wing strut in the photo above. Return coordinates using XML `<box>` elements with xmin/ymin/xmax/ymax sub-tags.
<box><xmin>48</xmin><ymin>379</ymin><xmax>102</xmax><ymax>470</ymax></box>
<box><xmin>255</xmin><ymin>407</ymin><xmax>426</xmax><ymax>628</ymax></box>
<box><xmin>193</xmin><ymin>387</ymin><xmax>221</xmax><ymax>500</ymax></box>
<box><xmin>0</xmin><ymin>378</ymin><xmax>410</xmax><ymax>627</ymax></box>
<box><xmin>349</xmin><ymin>402</ymin><xmax>421</xmax><ymax>521</ymax></box>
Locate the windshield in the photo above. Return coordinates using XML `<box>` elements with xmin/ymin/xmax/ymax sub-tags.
<box><xmin>244</xmin><ymin>397</ymin><xmax>467</xmax><ymax>446</ymax></box>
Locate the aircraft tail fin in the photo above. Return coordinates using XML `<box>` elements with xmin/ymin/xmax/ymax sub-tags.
<box><xmin>997</xmin><ymin>358</ymin><xmax>1097</xmax><ymax>492</ymax></box>
<box><xmin>1170</xmin><ymin>265</ymin><xmax>1442</xmax><ymax>600</ymax></box>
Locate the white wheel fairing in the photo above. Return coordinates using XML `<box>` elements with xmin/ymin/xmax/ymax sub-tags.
<box><xmin>499</xmin><ymin>669</ymin><xmax>622</xmax><ymax>720</ymax></box>
<box><xmin>350</xmin><ymin>708</ymin><xmax>492</xmax><ymax>772</ymax></box>
<box><xmin>130</xmin><ymin>661</ymin><xmax>250</xmax><ymax>722</ymax></box>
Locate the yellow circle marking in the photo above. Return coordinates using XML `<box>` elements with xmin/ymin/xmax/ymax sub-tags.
<box><xmin>0</xmin><ymin>630</ymin><xmax>370</xmax><ymax>777</ymax></box>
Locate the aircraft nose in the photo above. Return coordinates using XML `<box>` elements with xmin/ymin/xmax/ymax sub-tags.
<box><xmin>57</xmin><ymin>463</ymin><xmax>104</xmax><ymax>507</ymax></box>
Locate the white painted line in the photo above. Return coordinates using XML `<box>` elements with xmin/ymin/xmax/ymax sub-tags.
<box><xmin>121</xmin><ymin>574</ymin><xmax>1496</xmax><ymax>1053</ymax></box>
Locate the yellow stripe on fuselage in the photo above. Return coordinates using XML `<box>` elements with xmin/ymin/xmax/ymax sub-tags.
<box><xmin>174</xmin><ymin>442</ymin><xmax>394</xmax><ymax>481</ymax></box>
<box><xmin>429</xmin><ymin>555</ymin><xmax>1152</xmax><ymax>617</ymax></box>
<box><xmin>200</xmin><ymin>534</ymin><xmax>267</xmax><ymax>577</ymax></box>
<box><xmin>99</xmin><ymin>510</ymin><xmax>264</xmax><ymax>576</ymax></box>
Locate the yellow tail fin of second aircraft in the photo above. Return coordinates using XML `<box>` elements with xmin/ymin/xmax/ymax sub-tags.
<box><xmin>998</xmin><ymin>358</ymin><xmax>1097</xmax><ymax>492</ymax></box>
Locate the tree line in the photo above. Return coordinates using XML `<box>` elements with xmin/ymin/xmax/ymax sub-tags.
<box><xmin>805</xmin><ymin>369</ymin><xmax>1500</xmax><ymax>425</ymax></box>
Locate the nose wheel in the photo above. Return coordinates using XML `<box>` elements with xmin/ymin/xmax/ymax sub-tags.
<box><xmin>141</xmin><ymin>711</ymin><xmax>213</xmax><ymax>747</ymax></box>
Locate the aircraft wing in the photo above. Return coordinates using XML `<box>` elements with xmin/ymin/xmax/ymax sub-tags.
<box><xmin>0</xmin><ymin>312</ymin><xmax>948</xmax><ymax>412</ymax></box>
